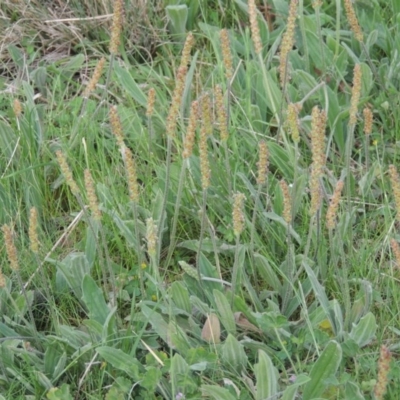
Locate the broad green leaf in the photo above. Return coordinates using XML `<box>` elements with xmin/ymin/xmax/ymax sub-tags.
<box><xmin>97</xmin><ymin>346</ymin><xmax>141</xmax><ymax>380</ymax></box>
<box><xmin>201</xmin><ymin>385</ymin><xmax>237</xmax><ymax>400</ymax></box>
<box><xmin>349</xmin><ymin>312</ymin><xmax>376</xmax><ymax>347</ymax></box>
<box><xmin>221</xmin><ymin>334</ymin><xmax>247</xmax><ymax>373</ymax></box>
<box><xmin>171</xmin><ymin>353</ymin><xmax>190</xmax><ymax>395</ymax></box>
<box><xmin>303</xmin><ymin>262</ymin><xmax>339</xmax><ymax>335</ymax></box>
<box><xmin>54</xmin><ymin>252</ymin><xmax>91</xmax><ymax>298</ymax></box>
<box><xmin>81</xmin><ymin>274</ymin><xmax>109</xmax><ymax>325</ymax></box>
<box><xmin>114</xmin><ymin>63</ymin><xmax>147</xmax><ymax>107</ymax></box>
<box><xmin>171</xmin><ymin>281</ymin><xmax>191</xmax><ymax>313</ymax></box>
<box><xmin>255</xmin><ymin>350</ymin><xmax>278</xmax><ymax>399</ymax></box>
<box><xmin>166</xmin><ymin>5</ymin><xmax>188</xmax><ymax>39</ymax></box>
<box><xmin>282</xmin><ymin>374</ymin><xmax>310</xmax><ymax>400</ymax></box>
<box><xmin>46</xmin><ymin>384</ymin><xmax>73</xmax><ymax>400</ymax></box>
<box><xmin>303</xmin><ymin>341</ymin><xmax>342</xmax><ymax>400</ymax></box>
<box><xmin>344</xmin><ymin>381</ymin><xmax>365</xmax><ymax>399</ymax></box>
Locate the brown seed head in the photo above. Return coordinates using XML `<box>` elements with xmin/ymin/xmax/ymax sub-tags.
<box><xmin>146</xmin><ymin>87</ymin><xmax>156</xmax><ymax>118</ymax></box>
<box><xmin>309</xmin><ymin>166</ymin><xmax>322</xmax><ymax>216</ymax></box>
<box><xmin>344</xmin><ymin>0</ymin><xmax>363</xmax><ymax>42</ymax></box>
<box><xmin>256</xmin><ymin>140</ymin><xmax>269</xmax><ymax>185</ymax></box>
<box><xmin>248</xmin><ymin>0</ymin><xmax>263</xmax><ymax>55</ymax></box>
<box><xmin>109</xmin><ymin>106</ymin><xmax>125</xmax><ymax>149</ymax></box>
<box><xmin>326</xmin><ymin>180</ymin><xmax>344</xmax><ymax>230</ymax></box>
<box><xmin>279</xmin><ymin>0</ymin><xmax>298</xmax><ymax>86</ymax></box>
<box><xmin>287</xmin><ymin>102</ymin><xmax>302</xmax><ymax>143</ymax></box>
<box><xmin>183</xmin><ymin>100</ymin><xmax>199</xmax><ymax>159</ymax></box>
<box><xmin>29</xmin><ymin>207</ymin><xmax>39</xmax><ymax>254</ymax></box>
<box><xmin>56</xmin><ymin>151</ymin><xmax>80</xmax><ymax>195</ymax></box>
<box><xmin>349</xmin><ymin>64</ymin><xmax>362</xmax><ymax>125</ymax></box>
<box><xmin>2</xmin><ymin>224</ymin><xmax>19</xmax><ymax>271</ymax></box>
<box><xmin>220</xmin><ymin>29</ymin><xmax>233</xmax><ymax>81</ymax></box>
<box><xmin>280</xmin><ymin>180</ymin><xmax>292</xmax><ymax>224</ymax></box>
<box><xmin>180</xmin><ymin>32</ymin><xmax>195</xmax><ymax>69</ymax></box>
<box><xmin>0</xmin><ymin>270</ymin><xmax>5</xmax><ymax>288</ymax></box>
<box><xmin>390</xmin><ymin>239</ymin><xmax>400</xmax><ymax>268</ymax></box>
<box><xmin>146</xmin><ymin>218</ymin><xmax>158</xmax><ymax>258</ymax></box>
<box><xmin>215</xmin><ymin>85</ymin><xmax>228</xmax><ymax>141</ymax></box>
<box><xmin>232</xmin><ymin>192</ymin><xmax>246</xmax><ymax>236</ymax></box>
<box><xmin>13</xmin><ymin>99</ymin><xmax>22</xmax><ymax>118</ymax></box>
<box><xmin>374</xmin><ymin>345</ymin><xmax>391</xmax><ymax>400</ymax></box>
<box><xmin>363</xmin><ymin>107</ymin><xmax>373</xmax><ymax>135</ymax></box>
<box><xmin>389</xmin><ymin>165</ymin><xmax>400</xmax><ymax>221</ymax></box>
<box><xmin>84</xmin><ymin>169</ymin><xmax>102</xmax><ymax>220</ymax></box>
<box><xmin>83</xmin><ymin>57</ymin><xmax>106</xmax><ymax>97</ymax></box>
<box><xmin>199</xmin><ymin>121</ymin><xmax>211</xmax><ymax>190</ymax></box>
<box><xmin>310</xmin><ymin>106</ymin><xmax>326</xmax><ymax>174</ymax></box>
<box><xmin>109</xmin><ymin>0</ymin><xmax>124</xmax><ymax>54</ymax></box>
<box><xmin>201</xmin><ymin>93</ymin><xmax>213</xmax><ymax>137</ymax></box>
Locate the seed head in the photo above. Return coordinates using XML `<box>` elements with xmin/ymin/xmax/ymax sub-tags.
<box><xmin>256</xmin><ymin>140</ymin><xmax>269</xmax><ymax>185</ymax></box>
<box><xmin>83</xmin><ymin>57</ymin><xmax>106</xmax><ymax>98</ymax></box>
<box><xmin>344</xmin><ymin>0</ymin><xmax>363</xmax><ymax>42</ymax></box>
<box><xmin>349</xmin><ymin>64</ymin><xmax>362</xmax><ymax>125</ymax></box>
<box><xmin>109</xmin><ymin>0</ymin><xmax>124</xmax><ymax>54</ymax></box>
<box><xmin>183</xmin><ymin>100</ymin><xmax>199</xmax><ymax>159</ymax></box>
<box><xmin>220</xmin><ymin>29</ymin><xmax>233</xmax><ymax>81</ymax></box>
<box><xmin>84</xmin><ymin>169</ymin><xmax>102</xmax><ymax>220</ymax></box>
<box><xmin>232</xmin><ymin>193</ymin><xmax>246</xmax><ymax>236</ymax></box>
<box><xmin>13</xmin><ymin>99</ymin><xmax>22</xmax><ymax>118</ymax></box>
<box><xmin>29</xmin><ymin>207</ymin><xmax>40</xmax><ymax>254</ymax></box>
<box><xmin>109</xmin><ymin>106</ymin><xmax>125</xmax><ymax>149</ymax></box>
<box><xmin>390</xmin><ymin>239</ymin><xmax>400</xmax><ymax>268</ymax></box>
<box><xmin>389</xmin><ymin>165</ymin><xmax>400</xmax><ymax>221</ymax></box>
<box><xmin>280</xmin><ymin>180</ymin><xmax>292</xmax><ymax>224</ymax></box>
<box><xmin>199</xmin><ymin>121</ymin><xmax>211</xmax><ymax>190</ymax></box>
<box><xmin>374</xmin><ymin>345</ymin><xmax>391</xmax><ymax>400</ymax></box>
<box><xmin>56</xmin><ymin>151</ymin><xmax>80</xmax><ymax>195</ymax></box>
<box><xmin>214</xmin><ymin>85</ymin><xmax>228</xmax><ymax>141</ymax></box>
<box><xmin>146</xmin><ymin>218</ymin><xmax>158</xmax><ymax>258</ymax></box>
<box><xmin>146</xmin><ymin>88</ymin><xmax>156</xmax><ymax>118</ymax></box>
<box><xmin>363</xmin><ymin>107</ymin><xmax>373</xmax><ymax>135</ymax></box>
<box><xmin>2</xmin><ymin>224</ymin><xmax>19</xmax><ymax>271</ymax></box>
<box><xmin>326</xmin><ymin>180</ymin><xmax>344</xmax><ymax>230</ymax></box>
<box><xmin>279</xmin><ymin>0</ymin><xmax>298</xmax><ymax>86</ymax></box>
<box><xmin>248</xmin><ymin>0</ymin><xmax>263</xmax><ymax>55</ymax></box>
<box><xmin>287</xmin><ymin>102</ymin><xmax>302</xmax><ymax>143</ymax></box>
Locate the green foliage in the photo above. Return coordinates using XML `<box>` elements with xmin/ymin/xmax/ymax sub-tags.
<box><xmin>0</xmin><ymin>0</ymin><xmax>400</xmax><ymax>398</ymax></box>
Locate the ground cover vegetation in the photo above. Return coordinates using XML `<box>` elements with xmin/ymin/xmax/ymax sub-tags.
<box><xmin>0</xmin><ymin>0</ymin><xmax>399</xmax><ymax>398</ymax></box>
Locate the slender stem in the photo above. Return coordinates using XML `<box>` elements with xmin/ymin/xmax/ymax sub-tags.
<box><xmin>15</xmin><ymin>271</ymin><xmax>38</xmax><ymax>338</ymax></box>
<box><xmin>365</xmin><ymin>133</ymin><xmax>370</xmax><ymax>172</ymax></box>
<box><xmin>165</xmin><ymin>159</ymin><xmax>187</xmax><ymax>268</ymax></box>
<box><xmin>196</xmin><ymin>190</ymin><xmax>208</xmax><ymax>289</ymax></box>
<box><xmin>231</xmin><ymin>234</ymin><xmax>241</xmax><ymax>307</ymax></box>
<box><xmin>157</xmin><ymin>136</ymin><xmax>173</xmax><ymax>266</ymax></box>
<box><xmin>131</xmin><ymin>201</ymin><xmax>146</xmax><ymax>298</ymax></box>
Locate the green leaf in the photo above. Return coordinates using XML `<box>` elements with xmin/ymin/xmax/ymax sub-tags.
<box><xmin>46</xmin><ymin>384</ymin><xmax>73</xmax><ymax>400</ymax></box>
<box><xmin>221</xmin><ymin>334</ymin><xmax>248</xmax><ymax>373</ymax></box>
<box><xmin>213</xmin><ymin>290</ymin><xmax>236</xmax><ymax>335</ymax></box>
<box><xmin>255</xmin><ymin>350</ymin><xmax>278</xmax><ymax>399</ymax></box>
<box><xmin>114</xmin><ymin>63</ymin><xmax>147</xmax><ymax>107</ymax></box>
<box><xmin>303</xmin><ymin>262</ymin><xmax>340</xmax><ymax>336</ymax></box>
<box><xmin>166</xmin><ymin>5</ymin><xmax>188</xmax><ymax>39</ymax></box>
<box><xmin>201</xmin><ymin>385</ymin><xmax>237</xmax><ymax>400</ymax></box>
<box><xmin>344</xmin><ymin>381</ymin><xmax>365</xmax><ymax>399</ymax></box>
<box><xmin>282</xmin><ymin>374</ymin><xmax>310</xmax><ymax>400</ymax></box>
<box><xmin>349</xmin><ymin>312</ymin><xmax>376</xmax><ymax>347</ymax></box>
<box><xmin>302</xmin><ymin>341</ymin><xmax>342</xmax><ymax>400</ymax></box>
<box><xmin>171</xmin><ymin>353</ymin><xmax>190</xmax><ymax>395</ymax></box>
<box><xmin>81</xmin><ymin>275</ymin><xmax>109</xmax><ymax>325</ymax></box>
<box><xmin>96</xmin><ymin>346</ymin><xmax>141</xmax><ymax>380</ymax></box>
<box><xmin>171</xmin><ymin>281</ymin><xmax>191</xmax><ymax>313</ymax></box>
